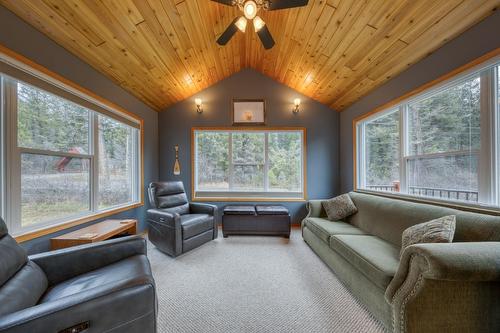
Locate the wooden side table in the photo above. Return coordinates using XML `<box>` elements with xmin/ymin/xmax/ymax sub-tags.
<box><xmin>50</xmin><ymin>219</ymin><xmax>137</xmax><ymax>250</ymax></box>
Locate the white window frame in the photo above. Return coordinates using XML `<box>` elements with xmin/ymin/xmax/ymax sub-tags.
<box><xmin>0</xmin><ymin>55</ymin><xmax>143</xmax><ymax>237</ymax></box>
<box><xmin>355</xmin><ymin>55</ymin><xmax>500</xmax><ymax>210</ymax></box>
<box><xmin>192</xmin><ymin>128</ymin><xmax>306</xmax><ymax>201</ymax></box>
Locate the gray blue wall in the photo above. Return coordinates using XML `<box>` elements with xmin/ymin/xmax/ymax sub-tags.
<box><xmin>159</xmin><ymin>69</ymin><xmax>340</xmax><ymax>224</ymax></box>
<box><xmin>0</xmin><ymin>7</ymin><xmax>159</xmax><ymax>253</ymax></box>
<box><xmin>339</xmin><ymin>9</ymin><xmax>500</xmax><ymax>193</ymax></box>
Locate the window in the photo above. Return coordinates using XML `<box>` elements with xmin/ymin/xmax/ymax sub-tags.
<box><xmin>360</xmin><ymin>109</ymin><xmax>400</xmax><ymax>192</ymax></box>
<box><xmin>356</xmin><ymin>56</ymin><xmax>500</xmax><ymax>209</ymax></box>
<box><xmin>193</xmin><ymin>128</ymin><xmax>305</xmax><ymax>200</ymax></box>
<box><xmin>98</xmin><ymin>115</ymin><xmax>138</xmax><ymax>210</ymax></box>
<box><xmin>17</xmin><ymin>83</ymin><xmax>92</xmax><ymax>227</ymax></box>
<box><xmin>1</xmin><ymin>66</ymin><xmax>142</xmax><ymax>236</ymax></box>
<box><xmin>406</xmin><ymin>75</ymin><xmax>481</xmax><ymax>202</ymax></box>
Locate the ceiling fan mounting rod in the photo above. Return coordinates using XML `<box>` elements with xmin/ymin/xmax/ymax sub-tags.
<box><xmin>214</xmin><ymin>0</ymin><xmax>309</xmax><ymax>50</ymax></box>
<box><xmin>233</xmin><ymin>0</ymin><xmax>269</xmax><ymax>11</ymax></box>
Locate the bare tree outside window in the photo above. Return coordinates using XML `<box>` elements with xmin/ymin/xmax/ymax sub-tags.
<box><xmin>98</xmin><ymin>115</ymin><xmax>134</xmax><ymax>209</ymax></box>
<box><xmin>11</xmin><ymin>80</ymin><xmax>140</xmax><ymax>230</ymax></box>
<box><xmin>407</xmin><ymin>76</ymin><xmax>480</xmax><ymax>202</ymax></box>
<box><xmin>17</xmin><ymin>83</ymin><xmax>91</xmax><ymax>226</ymax></box>
<box><xmin>196</xmin><ymin>132</ymin><xmax>229</xmax><ymax>190</ymax></box>
<box><xmin>364</xmin><ymin>110</ymin><xmax>400</xmax><ymax>191</ymax></box>
<box><xmin>195</xmin><ymin>130</ymin><xmax>304</xmax><ymax>198</ymax></box>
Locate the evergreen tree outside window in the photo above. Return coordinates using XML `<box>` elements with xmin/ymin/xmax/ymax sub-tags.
<box><xmin>98</xmin><ymin>115</ymin><xmax>136</xmax><ymax>210</ymax></box>
<box><xmin>1</xmin><ymin>75</ymin><xmax>141</xmax><ymax>235</ymax></box>
<box><xmin>193</xmin><ymin>129</ymin><xmax>305</xmax><ymax>200</ymax></box>
<box><xmin>356</xmin><ymin>59</ymin><xmax>500</xmax><ymax>208</ymax></box>
<box><xmin>407</xmin><ymin>75</ymin><xmax>480</xmax><ymax>202</ymax></box>
<box><xmin>362</xmin><ymin>109</ymin><xmax>400</xmax><ymax>192</ymax></box>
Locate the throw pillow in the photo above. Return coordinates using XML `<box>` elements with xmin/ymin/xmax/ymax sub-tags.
<box><xmin>400</xmin><ymin>215</ymin><xmax>456</xmax><ymax>258</ymax></box>
<box><xmin>322</xmin><ymin>194</ymin><xmax>358</xmax><ymax>221</ymax></box>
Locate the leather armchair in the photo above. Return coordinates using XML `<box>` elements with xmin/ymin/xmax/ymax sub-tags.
<box><xmin>0</xmin><ymin>217</ymin><xmax>157</xmax><ymax>333</ymax></box>
<box><xmin>147</xmin><ymin>181</ymin><xmax>218</xmax><ymax>257</ymax></box>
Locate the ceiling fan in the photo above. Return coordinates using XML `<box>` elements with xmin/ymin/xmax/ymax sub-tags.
<box><xmin>212</xmin><ymin>0</ymin><xmax>309</xmax><ymax>49</ymax></box>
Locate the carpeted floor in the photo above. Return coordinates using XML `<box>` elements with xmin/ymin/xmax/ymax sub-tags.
<box><xmin>148</xmin><ymin>228</ymin><xmax>385</xmax><ymax>333</ymax></box>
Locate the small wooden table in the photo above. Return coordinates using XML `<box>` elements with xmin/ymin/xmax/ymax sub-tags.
<box><xmin>50</xmin><ymin>219</ymin><xmax>137</xmax><ymax>250</ymax></box>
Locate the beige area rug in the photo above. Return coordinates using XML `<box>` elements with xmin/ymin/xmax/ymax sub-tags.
<box><xmin>148</xmin><ymin>228</ymin><xmax>385</xmax><ymax>333</ymax></box>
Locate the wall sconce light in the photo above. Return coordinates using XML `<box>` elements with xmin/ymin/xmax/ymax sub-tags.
<box><xmin>293</xmin><ymin>98</ymin><xmax>301</xmax><ymax>113</ymax></box>
<box><xmin>195</xmin><ymin>98</ymin><xmax>203</xmax><ymax>113</ymax></box>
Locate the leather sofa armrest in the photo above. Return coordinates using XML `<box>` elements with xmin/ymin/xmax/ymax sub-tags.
<box><xmin>385</xmin><ymin>242</ymin><xmax>500</xmax><ymax>333</ymax></box>
<box><xmin>30</xmin><ymin>236</ymin><xmax>147</xmax><ymax>286</ymax></box>
<box><xmin>306</xmin><ymin>200</ymin><xmax>326</xmax><ymax>218</ymax></box>
<box><xmin>190</xmin><ymin>203</ymin><xmax>217</xmax><ymax>216</ymax></box>
<box><xmin>147</xmin><ymin>209</ymin><xmax>179</xmax><ymax>227</ymax></box>
<box><xmin>0</xmin><ymin>265</ymin><xmax>155</xmax><ymax>332</ymax></box>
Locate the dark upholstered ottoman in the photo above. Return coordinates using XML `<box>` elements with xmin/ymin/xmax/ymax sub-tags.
<box><xmin>222</xmin><ymin>205</ymin><xmax>291</xmax><ymax>238</ymax></box>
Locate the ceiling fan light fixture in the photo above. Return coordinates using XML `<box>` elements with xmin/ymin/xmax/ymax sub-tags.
<box><xmin>253</xmin><ymin>16</ymin><xmax>265</xmax><ymax>32</ymax></box>
<box><xmin>243</xmin><ymin>1</ymin><xmax>257</xmax><ymax>20</ymax></box>
<box><xmin>235</xmin><ymin>16</ymin><xmax>247</xmax><ymax>32</ymax></box>
<box><xmin>211</xmin><ymin>0</ymin><xmax>310</xmax><ymax>50</ymax></box>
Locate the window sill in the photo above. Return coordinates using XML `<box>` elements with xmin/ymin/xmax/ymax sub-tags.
<box><xmin>193</xmin><ymin>195</ymin><xmax>306</xmax><ymax>202</ymax></box>
<box><xmin>14</xmin><ymin>202</ymin><xmax>144</xmax><ymax>243</ymax></box>
<box><xmin>355</xmin><ymin>189</ymin><xmax>500</xmax><ymax>216</ymax></box>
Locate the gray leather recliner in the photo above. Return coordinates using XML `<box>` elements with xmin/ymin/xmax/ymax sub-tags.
<box><xmin>147</xmin><ymin>181</ymin><xmax>218</xmax><ymax>257</ymax></box>
<box><xmin>0</xmin><ymin>217</ymin><xmax>157</xmax><ymax>333</ymax></box>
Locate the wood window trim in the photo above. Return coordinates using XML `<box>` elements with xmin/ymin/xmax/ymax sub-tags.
<box><xmin>191</xmin><ymin>126</ymin><xmax>308</xmax><ymax>202</ymax></box>
<box><xmin>352</xmin><ymin>47</ymin><xmax>500</xmax><ymax>208</ymax></box>
<box><xmin>0</xmin><ymin>44</ymin><xmax>145</xmax><ymax>243</ymax></box>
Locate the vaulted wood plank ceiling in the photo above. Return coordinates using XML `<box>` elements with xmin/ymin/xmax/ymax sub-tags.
<box><xmin>1</xmin><ymin>0</ymin><xmax>498</xmax><ymax>111</ymax></box>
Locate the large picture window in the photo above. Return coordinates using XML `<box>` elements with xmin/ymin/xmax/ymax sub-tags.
<box><xmin>193</xmin><ymin>128</ymin><xmax>306</xmax><ymax>200</ymax></box>
<box><xmin>356</xmin><ymin>56</ymin><xmax>499</xmax><ymax>208</ymax></box>
<box><xmin>1</xmin><ymin>67</ymin><xmax>142</xmax><ymax>236</ymax></box>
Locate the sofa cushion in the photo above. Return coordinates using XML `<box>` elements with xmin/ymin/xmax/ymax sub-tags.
<box><xmin>149</xmin><ymin>181</ymin><xmax>189</xmax><ymax>215</ymax></box>
<box><xmin>255</xmin><ymin>205</ymin><xmax>289</xmax><ymax>215</ymax></box>
<box><xmin>346</xmin><ymin>192</ymin><xmax>500</xmax><ymax>246</ymax></box>
<box><xmin>322</xmin><ymin>194</ymin><xmax>358</xmax><ymax>221</ymax></box>
<box><xmin>330</xmin><ymin>235</ymin><xmax>400</xmax><ymax>289</ymax></box>
<box><xmin>401</xmin><ymin>215</ymin><xmax>456</xmax><ymax>257</ymax></box>
<box><xmin>0</xmin><ymin>217</ymin><xmax>8</xmax><ymax>237</ymax></box>
<box><xmin>181</xmin><ymin>214</ymin><xmax>213</xmax><ymax>240</ymax></box>
<box><xmin>0</xmin><ymin>261</ymin><xmax>48</xmax><ymax>317</ymax></box>
<box><xmin>303</xmin><ymin>217</ymin><xmax>367</xmax><ymax>244</ymax></box>
<box><xmin>223</xmin><ymin>205</ymin><xmax>256</xmax><ymax>215</ymax></box>
<box><xmin>0</xmin><ymin>234</ymin><xmax>28</xmax><ymax>288</ymax></box>
<box><xmin>40</xmin><ymin>255</ymin><xmax>152</xmax><ymax>303</ymax></box>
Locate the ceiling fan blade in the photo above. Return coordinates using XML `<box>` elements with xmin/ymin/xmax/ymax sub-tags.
<box><xmin>217</xmin><ymin>17</ymin><xmax>240</xmax><ymax>45</ymax></box>
<box><xmin>210</xmin><ymin>0</ymin><xmax>234</xmax><ymax>6</ymax></box>
<box><xmin>256</xmin><ymin>25</ymin><xmax>275</xmax><ymax>50</ymax></box>
<box><xmin>267</xmin><ymin>0</ymin><xmax>309</xmax><ymax>10</ymax></box>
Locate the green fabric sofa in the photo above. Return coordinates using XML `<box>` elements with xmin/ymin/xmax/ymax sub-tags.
<box><xmin>302</xmin><ymin>191</ymin><xmax>500</xmax><ymax>332</ymax></box>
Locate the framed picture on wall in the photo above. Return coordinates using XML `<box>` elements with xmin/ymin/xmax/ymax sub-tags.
<box><xmin>232</xmin><ymin>99</ymin><xmax>266</xmax><ymax>125</ymax></box>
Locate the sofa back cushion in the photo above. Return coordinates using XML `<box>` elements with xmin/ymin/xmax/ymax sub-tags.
<box><xmin>0</xmin><ymin>217</ymin><xmax>7</xmax><ymax>237</ymax></box>
<box><xmin>148</xmin><ymin>181</ymin><xmax>189</xmax><ymax>215</ymax></box>
<box><xmin>0</xmin><ymin>261</ymin><xmax>48</xmax><ymax>317</ymax></box>
<box><xmin>0</xmin><ymin>218</ymin><xmax>28</xmax><ymax>288</ymax></box>
<box><xmin>0</xmin><ymin>217</ymin><xmax>48</xmax><ymax>316</ymax></box>
<box><xmin>346</xmin><ymin>192</ymin><xmax>500</xmax><ymax>247</ymax></box>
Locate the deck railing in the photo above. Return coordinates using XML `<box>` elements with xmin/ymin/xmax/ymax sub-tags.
<box><xmin>365</xmin><ymin>184</ymin><xmax>479</xmax><ymax>202</ymax></box>
<box><xmin>365</xmin><ymin>185</ymin><xmax>396</xmax><ymax>192</ymax></box>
